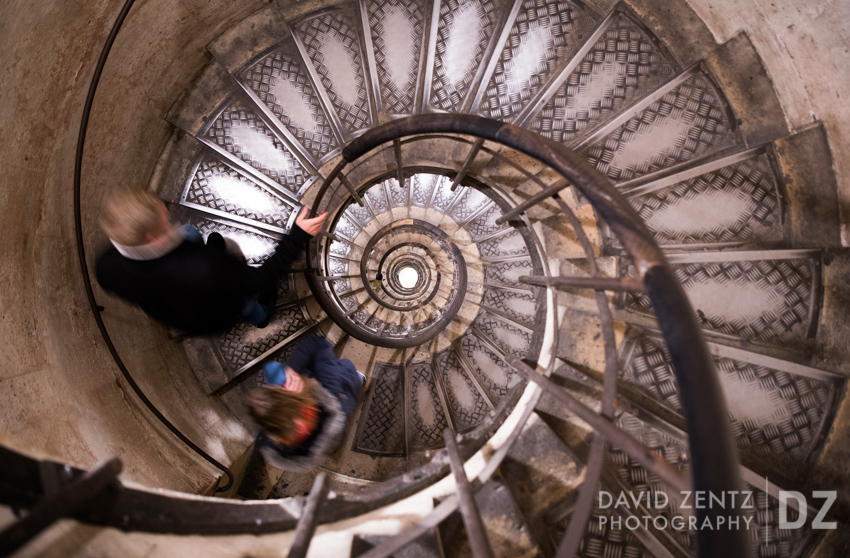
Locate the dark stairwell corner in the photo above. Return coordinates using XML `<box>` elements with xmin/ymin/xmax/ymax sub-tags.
<box><xmin>1</xmin><ymin>0</ymin><xmax>850</xmax><ymax>557</ymax></box>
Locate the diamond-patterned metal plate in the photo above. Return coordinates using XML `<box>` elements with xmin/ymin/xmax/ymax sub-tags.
<box><xmin>429</xmin><ymin>175</ymin><xmax>457</xmax><ymax>211</ymax></box>
<box><xmin>478</xmin><ymin>0</ymin><xmax>599</xmax><ymax>121</ymax></box>
<box><xmin>338</xmin><ymin>291</ymin><xmax>361</xmax><ymax>312</ymax></box>
<box><xmin>333</xmin><ymin>278</ymin><xmax>354</xmax><ymax>296</ymax></box>
<box><xmin>205</xmin><ymin>100</ymin><xmax>308</xmax><ymax>195</ymax></box>
<box><xmin>381</xmin><ymin>316</ymin><xmax>406</xmax><ymax>336</ymax></box>
<box><xmin>295</xmin><ymin>7</ymin><xmax>373</xmax><ymax>135</ymax></box>
<box><xmin>529</xmin><ymin>12</ymin><xmax>677</xmax><ymax>144</ymax></box>
<box><xmin>410</xmin><ymin>312</ymin><xmax>440</xmax><ymax>334</ymax></box>
<box><xmin>188</xmin><ymin>217</ymin><xmax>279</xmax><ymax>266</ymax></box>
<box><xmin>385</xmin><ymin>178</ymin><xmax>409</xmax><ymax>206</ymax></box>
<box><xmin>604</xmin><ymin>413</ymin><xmax>818</xmax><ymax>556</ymax></box>
<box><xmin>449</xmin><ymin>187</ymin><xmax>490</xmax><ymax>222</ymax></box>
<box><xmin>350</xmin><ymin>307</ymin><xmax>373</xmax><ymax>327</ymax></box>
<box><xmin>408</xmin><ymin>362</ymin><xmax>450</xmax><ymax>449</ymax></box>
<box><xmin>622</xmin><ymin>334</ymin><xmax>839</xmax><ymax>478</ymax></box>
<box><xmin>481</xmin><ymin>288</ymin><xmax>537</xmax><ymax>328</ymax></box>
<box><xmin>410</xmin><ymin>173</ymin><xmax>435</xmax><ymax>206</ymax></box>
<box><xmin>344</xmin><ymin>200</ymin><xmax>374</xmax><ymax>227</ymax></box>
<box><xmin>435</xmin><ymin>349</ymin><xmax>490</xmax><ymax>432</ymax></box>
<box><xmin>213</xmin><ymin>305</ymin><xmax>309</xmax><ymax>377</ymax></box>
<box><xmin>477</xmin><ymin>229</ymin><xmax>529</xmax><ymax>258</ymax></box>
<box><xmin>750</xmin><ymin>490</ymin><xmax>815</xmax><ymax>558</ymax></box>
<box><xmin>430</xmin><ymin>0</ymin><xmax>499</xmax><ymax>112</ymax></box>
<box><xmin>473</xmin><ymin>311</ymin><xmax>532</xmax><ymax>356</ymax></box>
<box><xmin>460</xmin><ymin>334</ymin><xmax>515</xmax><ymax>399</ymax></box>
<box><xmin>240</xmin><ymin>42</ymin><xmax>340</xmax><ymax>161</ymax></box>
<box><xmin>329</xmin><ymin>238</ymin><xmax>359</xmax><ymax>259</ymax></box>
<box><xmin>550</xmin><ymin>508</ymin><xmax>656</xmax><ymax>558</ymax></box>
<box><xmin>333</xmin><ymin>214</ymin><xmax>362</xmax><ymax>241</ymax></box>
<box><xmin>582</xmin><ymin>71</ymin><xmax>737</xmax><ymax>183</ymax></box>
<box><xmin>624</xmin><ymin>153</ymin><xmax>783</xmax><ymax>246</ymax></box>
<box><xmin>624</xmin><ymin>257</ymin><xmax>817</xmax><ymax>346</ymax></box>
<box><xmin>183</xmin><ymin>155</ymin><xmax>294</xmax><ymax>231</ymax></box>
<box><xmin>484</xmin><ymin>258</ymin><xmax>535</xmax><ymax>288</ymax></box>
<box><xmin>364</xmin><ymin>182</ymin><xmax>390</xmax><ymax>214</ymax></box>
<box><xmin>368</xmin><ymin>0</ymin><xmax>424</xmax><ymax>115</ymax></box>
<box><xmin>328</xmin><ymin>256</ymin><xmax>351</xmax><ymax>276</ymax></box>
<box><xmin>464</xmin><ymin>204</ymin><xmax>510</xmax><ymax>240</ymax></box>
<box><xmin>355</xmin><ymin>362</ymin><xmax>405</xmax><ymax>455</ymax></box>
<box><xmin>606</xmin><ymin>413</ymin><xmax>696</xmax><ymax>552</ymax></box>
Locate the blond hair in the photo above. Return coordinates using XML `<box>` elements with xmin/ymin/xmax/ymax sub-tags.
<box><xmin>247</xmin><ymin>379</ymin><xmax>320</xmax><ymax>439</ymax></box>
<box><xmin>100</xmin><ymin>190</ymin><xmax>166</xmax><ymax>246</ymax></box>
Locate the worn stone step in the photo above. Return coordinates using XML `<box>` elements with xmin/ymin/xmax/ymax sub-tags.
<box><xmin>437</xmin><ymin>473</ymin><xmax>540</xmax><ymax>558</ymax></box>
<box><xmin>498</xmin><ymin>414</ymin><xmax>583</xmax><ymax>557</ymax></box>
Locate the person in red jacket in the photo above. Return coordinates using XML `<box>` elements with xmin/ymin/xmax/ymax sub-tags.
<box><xmin>96</xmin><ymin>189</ymin><xmax>326</xmax><ymax>333</ymax></box>
<box><xmin>247</xmin><ymin>336</ymin><xmax>366</xmax><ymax>473</ymax></box>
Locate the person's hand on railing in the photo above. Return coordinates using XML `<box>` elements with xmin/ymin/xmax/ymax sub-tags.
<box><xmin>295</xmin><ymin>207</ymin><xmax>328</xmax><ymax>236</ymax></box>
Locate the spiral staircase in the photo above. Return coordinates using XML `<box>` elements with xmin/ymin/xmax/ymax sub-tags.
<box><xmin>2</xmin><ymin>0</ymin><xmax>847</xmax><ymax>557</ymax></box>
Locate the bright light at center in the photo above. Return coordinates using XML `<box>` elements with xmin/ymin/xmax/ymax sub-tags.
<box><xmin>397</xmin><ymin>266</ymin><xmax>419</xmax><ymax>289</ymax></box>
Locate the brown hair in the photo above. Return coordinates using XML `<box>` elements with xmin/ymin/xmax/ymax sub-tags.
<box><xmin>247</xmin><ymin>379</ymin><xmax>320</xmax><ymax>439</ymax></box>
<box><xmin>99</xmin><ymin>189</ymin><xmax>167</xmax><ymax>246</ymax></box>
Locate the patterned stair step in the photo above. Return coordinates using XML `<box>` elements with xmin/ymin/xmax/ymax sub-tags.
<box><xmin>620</xmin><ymin>249</ymin><xmax>822</xmax><ymax>349</ymax></box>
<box><xmin>620</xmin><ymin>329</ymin><xmax>844</xmax><ymax>481</ymax></box>
<box><xmin>606</xmin><ymin>145</ymin><xmax>786</xmax><ymax>249</ymax></box>
<box><xmin>426</xmin><ymin>0</ymin><xmax>504</xmax><ymax>114</ymax></box>
<box><xmin>179</xmin><ymin>151</ymin><xmax>298</xmax><ymax>235</ymax></box>
<box><xmin>457</xmin><ymin>332</ymin><xmax>522</xmax><ymax>403</ymax></box>
<box><xmin>434</xmin><ymin>347</ymin><xmax>494</xmax><ymax>434</ymax></box>
<box><xmin>200</xmin><ymin>96</ymin><xmax>313</xmax><ymax>201</ymax></box>
<box><xmin>521</xmin><ymin>6</ymin><xmax>678</xmax><ymax>140</ymax></box>
<box><xmin>364</xmin><ymin>0</ymin><xmax>427</xmax><ymax>117</ymax></box>
<box><xmin>475</xmin><ymin>0</ymin><xmax>601</xmax><ymax>122</ymax></box>
<box><xmin>238</xmin><ymin>35</ymin><xmax>342</xmax><ymax>166</ymax></box>
<box><xmin>408</xmin><ymin>361</ymin><xmax>452</xmax><ymax>451</ymax></box>
<box><xmin>290</xmin><ymin>4</ymin><xmax>376</xmax><ymax>140</ymax></box>
<box><xmin>354</xmin><ymin>361</ymin><xmax>407</xmax><ymax>456</ymax></box>
<box><xmin>181</xmin><ymin>298</ymin><xmax>313</xmax><ymax>398</ymax></box>
<box><xmin>597</xmin><ymin>412</ymin><xmax>822</xmax><ymax>558</ymax></box>
<box><xmin>578</xmin><ymin>66</ymin><xmax>739</xmax><ymax>184</ymax></box>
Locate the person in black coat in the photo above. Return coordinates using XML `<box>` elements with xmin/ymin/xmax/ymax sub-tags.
<box><xmin>95</xmin><ymin>190</ymin><xmax>326</xmax><ymax>333</ymax></box>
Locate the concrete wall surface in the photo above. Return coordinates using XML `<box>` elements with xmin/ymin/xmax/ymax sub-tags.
<box><xmin>0</xmin><ymin>0</ymin><xmax>265</xmax><ymax>493</ymax></box>
<box><xmin>684</xmin><ymin>0</ymin><xmax>850</xmax><ymax>244</ymax></box>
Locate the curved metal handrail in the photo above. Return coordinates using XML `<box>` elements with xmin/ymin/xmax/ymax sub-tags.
<box><xmin>308</xmin><ymin>169</ymin><xmax>546</xmax><ymax>349</ymax></box>
<box><xmin>71</xmin><ymin>0</ymin><xmax>233</xmax><ymax>492</ymax></box>
<box><xmin>307</xmin><ymin>114</ymin><xmax>747</xmax><ymax>557</ymax></box>
<box><xmin>320</xmin><ymin>213</ymin><xmax>470</xmax><ymax>347</ymax></box>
